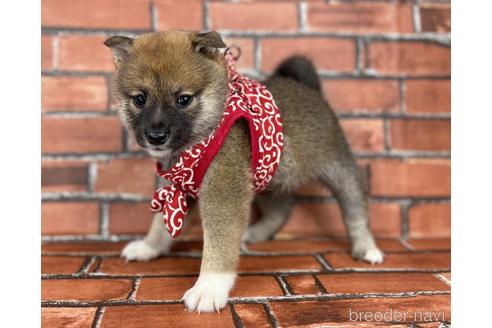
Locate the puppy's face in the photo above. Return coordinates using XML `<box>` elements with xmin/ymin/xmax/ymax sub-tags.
<box><xmin>105</xmin><ymin>31</ymin><xmax>228</xmax><ymax>160</ymax></box>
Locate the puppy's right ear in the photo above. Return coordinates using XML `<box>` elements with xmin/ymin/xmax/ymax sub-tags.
<box><xmin>104</xmin><ymin>36</ymin><xmax>134</xmax><ymax>68</ymax></box>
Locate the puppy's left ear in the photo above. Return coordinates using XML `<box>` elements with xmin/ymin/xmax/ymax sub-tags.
<box><xmin>192</xmin><ymin>31</ymin><xmax>226</xmax><ymax>54</ymax></box>
<box><xmin>104</xmin><ymin>36</ymin><xmax>134</xmax><ymax>68</ymax></box>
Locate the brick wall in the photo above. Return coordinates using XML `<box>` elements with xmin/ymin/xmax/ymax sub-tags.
<box><xmin>41</xmin><ymin>0</ymin><xmax>451</xmax><ymax>241</ymax></box>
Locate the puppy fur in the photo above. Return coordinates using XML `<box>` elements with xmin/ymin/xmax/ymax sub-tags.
<box><xmin>106</xmin><ymin>30</ymin><xmax>383</xmax><ymax>313</ymax></box>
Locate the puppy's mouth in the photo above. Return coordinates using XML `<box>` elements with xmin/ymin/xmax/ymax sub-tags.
<box><xmin>145</xmin><ymin>146</ymin><xmax>172</xmax><ymax>159</ymax></box>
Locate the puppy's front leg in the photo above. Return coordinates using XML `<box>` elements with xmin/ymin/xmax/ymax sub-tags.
<box><xmin>183</xmin><ymin>131</ymin><xmax>253</xmax><ymax>312</ymax></box>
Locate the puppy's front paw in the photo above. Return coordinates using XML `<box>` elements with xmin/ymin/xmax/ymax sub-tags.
<box><xmin>352</xmin><ymin>246</ymin><xmax>384</xmax><ymax>264</ymax></box>
<box><xmin>182</xmin><ymin>273</ymin><xmax>235</xmax><ymax>313</ymax></box>
<box><xmin>362</xmin><ymin>247</ymin><xmax>384</xmax><ymax>264</ymax></box>
<box><xmin>121</xmin><ymin>240</ymin><xmax>162</xmax><ymax>261</ymax></box>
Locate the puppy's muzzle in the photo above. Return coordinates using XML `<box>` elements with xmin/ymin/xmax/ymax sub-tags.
<box><xmin>145</xmin><ymin>128</ymin><xmax>170</xmax><ymax>146</ymax></box>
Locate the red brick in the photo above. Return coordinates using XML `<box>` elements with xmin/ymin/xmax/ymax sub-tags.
<box><xmin>42</xmin><ymin>35</ymin><xmax>53</xmax><ymax>70</ymax></box>
<box><xmin>97</xmin><ymin>257</ymin><xmax>201</xmax><ymax>275</ymax></box>
<box><xmin>322</xmin><ymin>79</ymin><xmax>400</xmax><ymax>113</ymax></box>
<box><xmin>248</xmin><ymin>239</ymin><xmax>405</xmax><ymax>253</ymax></box>
<box><xmin>408</xmin><ymin>203</ymin><xmax>451</xmax><ymax>238</ymax></box>
<box><xmin>223</xmin><ymin>38</ymin><xmax>255</xmax><ymax>70</ymax></box>
<box><xmin>407</xmin><ymin>238</ymin><xmax>451</xmax><ymax>251</ymax></box>
<box><xmin>235</xmin><ymin>275</ymin><xmax>294</xmax><ymax>297</ymax></box>
<box><xmin>270</xmin><ymin>295</ymin><xmax>450</xmax><ymax>325</ymax></box>
<box><xmin>324</xmin><ymin>252</ymin><xmax>450</xmax><ymax>270</ymax></box>
<box><xmin>278</xmin><ymin>202</ymin><xmax>401</xmax><ymax>238</ymax></box>
<box><xmin>317</xmin><ymin>272</ymin><xmax>449</xmax><ymax>294</ymax></box>
<box><xmin>238</xmin><ymin>256</ymin><xmax>320</xmax><ymax>273</ymax></box>
<box><xmin>209</xmin><ymin>1</ymin><xmax>298</xmax><ymax>31</ymax></box>
<box><xmin>285</xmin><ymin>275</ymin><xmax>322</xmax><ymax>295</ymax></box>
<box><xmin>42</xmin><ymin>279</ymin><xmax>132</xmax><ymax>301</ymax></box>
<box><xmin>136</xmin><ymin>276</ymin><xmax>282</xmax><ymax>300</ymax></box>
<box><xmin>42</xmin><ymin>202</ymin><xmax>100</xmax><ymax>235</ymax></box>
<box><xmin>340</xmin><ymin>119</ymin><xmax>385</xmax><ymax>152</ymax></box>
<box><xmin>42</xmin><ymin>160</ymin><xmax>88</xmax><ymax>192</ymax></box>
<box><xmin>406</xmin><ymin>79</ymin><xmax>450</xmax><ymax>113</ymax></box>
<box><xmin>42</xmin><ymin>117</ymin><xmax>122</xmax><ymax>153</ymax></box>
<box><xmin>307</xmin><ymin>1</ymin><xmax>414</xmax><ymax>34</ymax></box>
<box><xmin>389</xmin><ymin>119</ymin><xmax>451</xmax><ymax>151</ymax></box>
<box><xmin>42</xmin><ymin>0</ymin><xmax>151</xmax><ymax>29</ymax></box>
<box><xmin>370</xmin><ymin>159</ymin><xmax>451</xmax><ymax>197</ymax></box>
<box><xmin>234</xmin><ymin>304</ymin><xmax>271</xmax><ymax>328</ymax></box>
<box><xmin>42</xmin><ymin>307</ymin><xmax>96</xmax><ymax>328</ymax></box>
<box><xmin>261</xmin><ymin>38</ymin><xmax>355</xmax><ymax>73</ymax></box>
<box><xmin>95</xmin><ymin>158</ymin><xmax>155</xmax><ymax>195</ymax></box>
<box><xmin>109</xmin><ymin>202</ymin><xmax>154</xmax><ymax>234</ymax></box>
<box><xmin>41</xmin><ymin>242</ymin><xmax>126</xmax><ymax>255</ymax></box>
<box><xmin>59</xmin><ymin>35</ymin><xmax>114</xmax><ymax>72</ymax></box>
<box><xmin>42</xmin><ymin>256</ymin><xmax>86</xmax><ymax>274</ymax></box>
<box><xmin>101</xmin><ymin>304</ymin><xmax>235</xmax><ymax>328</ymax></box>
<box><xmin>42</xmin><ymin>76</ymin><xmax>108</xmax><ymax>111</ymax></box>
<box><xmin>420</xmin><ymin>3</ymin><xmax>451</xmax><ymax>32</ymax></box>
<box><xmin>367</xmin><ymin>41</ymin><xmax>450</xmax><ymax>75</ymax></box>
<box><xmin>155</xmin><ymin>0</ymin><xmax>203</xmax><ymax>31</ymax></box>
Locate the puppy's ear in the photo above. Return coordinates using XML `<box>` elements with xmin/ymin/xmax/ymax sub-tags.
<box><xmin>192</xmin><ymin>31</ymin><xmax>226</xmax><ymax>54</ymax></box>
<box><xmin>104</xmin><ymin>36</ymin><xmax>134</xmax><ymax>68</ymax></box>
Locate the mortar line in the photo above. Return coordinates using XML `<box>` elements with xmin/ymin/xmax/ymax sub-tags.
<box><xmin>91</xmin><ymin>306</ymin><xmax>105</xmax><ymax>328</ymax></box>
<box><xmin>275</xmin><ymin>275</ymin><xmax>292</xmax><ymax>296</ymax></box>
<box><xmin>150</xmin><ymin>1</ymin><xmax>158</xmax><ymax>32</ymax></box>
<box><xmin>315</xmin><ymin>254</ymin><xmax>333</xmax><ymax>271</ymax></box>
<box><xmin>203</xmin><ymin>0</ymin><xmax>210</xmax><ymax>31</ymax></box>
<box><xmin>298</xmin><ymin>1</ymin><xmax>308</xmax><ymax>32</ymax></box>
<box><xmin>127</xmin><ymin>276</ymin><xmax>142</xmax><ymax>301</ymax></box>
<box><xmin>100</xmin><ymin>202</ymin><xmax>110</xmax><ymax>238</ymax></box>
<box><xmin>263</xmin><ymin>302</ymin><xmax>279</xmax><ymax>328</ymax></box>
<box><xmin>310</xmin><ymin>275</ymin><xmax>327</xmax><ymax>296</ymax></box>
<box><xmin>229</xmin><ymin>303</ymin><xmax>245</xmax><ymax>328</ymax></box>
<box><xmin>87</xmin><ymin>162</ymin><xmax>98</xmax><ymax>193</ymax></box>
<box><xmin>412</xmin><ymin>1</ymin><xmax>422</xmax><ymax>33</ymax></box>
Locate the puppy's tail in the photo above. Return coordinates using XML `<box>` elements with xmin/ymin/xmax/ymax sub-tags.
<box><xmin>273</xmin><ymin>56</ymin><xmax>321</xmax><ymax>93</ymax></box>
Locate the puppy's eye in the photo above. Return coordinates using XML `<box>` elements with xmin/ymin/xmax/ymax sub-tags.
<box><xmin>132</xmin><ymin>94</ymin><xmax>146</xmax><ymax>108</ymax></box>
<box><xmin>176</xmin><ymin>95</ymin><xmax>193</xmax><ymax>108</ymax></box>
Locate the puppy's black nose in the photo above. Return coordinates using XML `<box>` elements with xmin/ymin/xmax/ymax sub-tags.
<box><xmin>145</xmin><ymin>129</ymin><xmax>170</xmax><ymax>146</ymax></box>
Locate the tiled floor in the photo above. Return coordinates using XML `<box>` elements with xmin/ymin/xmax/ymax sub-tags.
<box><xmin>41</xmin><ymin>238</ymin><xmax>451</xmax><ymax>327</ymax></box>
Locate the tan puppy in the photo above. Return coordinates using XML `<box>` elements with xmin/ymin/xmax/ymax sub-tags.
<box><xmin>105</xmin><ymin>30</ymin><xmax>383</xmax><ymax>313</ymax></box>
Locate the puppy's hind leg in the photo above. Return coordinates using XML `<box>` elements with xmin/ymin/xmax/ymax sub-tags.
<box><xmin>242</xmin><ymin>192</ymin><xmax>294</xmax><ymax>243</ymax></box>
<box><xmin>320</xmin><ymin>158</ymin><xmax>384</xmax><ymax>264</ymax></box>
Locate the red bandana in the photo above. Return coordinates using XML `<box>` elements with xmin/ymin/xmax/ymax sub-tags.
<box><xmin>150</xmin><ymin>49</ymin><xmax>284</xmax><ymax>237</ymax></box>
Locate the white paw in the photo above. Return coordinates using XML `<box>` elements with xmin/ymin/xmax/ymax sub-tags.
<box><xmin>121</xmin><ymin>240</ymin><xmax>162</xmax><ymax>261</ymax></box>
<box><xmin>362</xmin><ymin>247</ymin><xmax>384</xmax><ymax>264</ymax></box>
<box><xmin>182</xmin><ymin>272</ymin><xmax>235</xmax><ymax>313</ymax></box>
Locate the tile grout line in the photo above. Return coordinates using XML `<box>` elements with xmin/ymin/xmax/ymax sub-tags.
<box><xmin>262</xmin><ymin>302</ymin><xmax>279</xmax><ymax>328</ymax></box>
<box><xmin>275</xmin><ymin>274</ymin><xmax>292</xmax><ymax>296</ymax></box>
<box><xmin>434</xmin><ymin>273</ymin><xmax>451</xmax><ymax>287</ymax></box>
<box><xmin>229</xmin><ymin>303</ymin><xmax>245</xmax><ymax>328</ymax></box>
<box><xmin>312</xmin><ymin>274</ymin><xmax>329</xmax><ymax>294</ymax></box>
<box><xmin>127</xmin><ymin>276</ymin><xmax>142</xmax><ymax>301</ymax></box>
<box><xmin>315</xmin><ymin>253</ymin><xmax>333</xmax><ymax>271</ymax></box>
<box><xmin>91</xmin><ymin>305</ymin><xmax>105</xmax><ymax>328</ymax></box>
<box><xmin>42</xmin><ymin>290</ymin><xmax>452</xmax><ymax>308</ymax></box>
<box><xmin>78</xmin><ymin>256</ymin><xmax>96</xmax><ymax>275</ymax></box>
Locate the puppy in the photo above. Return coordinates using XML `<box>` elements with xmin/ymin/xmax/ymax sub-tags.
<box><xmin>105</xmin><ymin>30</ymin><xmax>384</xmax><ymax>313</ymax></box>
